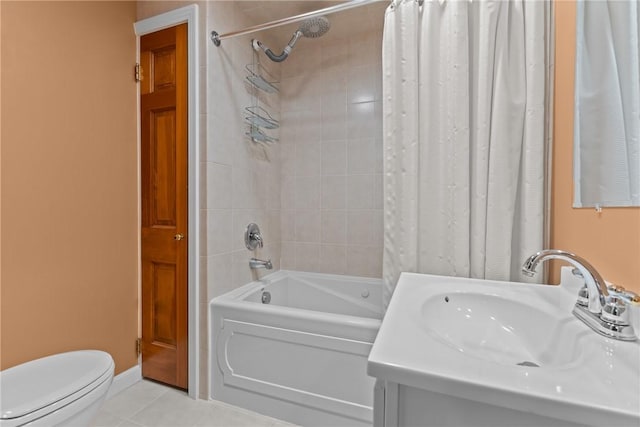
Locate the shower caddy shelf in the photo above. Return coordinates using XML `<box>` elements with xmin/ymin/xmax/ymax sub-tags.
<box><xmin>247</xmin><ymin>127</ymin><xmax>278</xmax><ymax>144</ymax></box>
<box><xmin>245</xmin><ymin>57</ymin><xmax>279</xmax><ymax>145</ymax></box>
<box><xmin>245</xmin><ymin>64</ymin><xmax>279</xmax><ymax>94</ymax></box>
<box><xmin>245</xmin><ymin>106</ymin><xmax>279</xmax><ymax>129</ymax></box>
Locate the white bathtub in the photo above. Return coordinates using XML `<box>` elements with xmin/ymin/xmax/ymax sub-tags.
<box><xmin>210</xmin><ymin>270</ymin><xmax>383</xmax><ymax>427</ymax></box>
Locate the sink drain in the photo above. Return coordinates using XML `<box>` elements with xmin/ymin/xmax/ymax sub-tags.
<box><xmin>517</xmin><ymin>361</ymin><xmax>540</xmax><ymax>367</ymax></box>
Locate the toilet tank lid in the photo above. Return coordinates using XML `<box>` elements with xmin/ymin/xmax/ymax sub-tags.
<box><xmin>0</xmin><ymin>350</ymin><xmax>114</xmax><ymax>420</ymax></box>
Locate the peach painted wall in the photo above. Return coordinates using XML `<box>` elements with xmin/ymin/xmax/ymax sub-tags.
<box><xmin>1</xmin><ymin>1</ymin><xmax>138</xmax><ymax>374</ymax></box>
<box><xmin>551</xmin><ymin>1</ymin><xmax>640</xmax><ymax>292</ymax></box>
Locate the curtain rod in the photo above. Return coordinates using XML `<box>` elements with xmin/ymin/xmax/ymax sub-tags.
<box><xmin>211</xmin><ymin>0</ymin><xmax>383</xmax><ymax>46</ymax></box>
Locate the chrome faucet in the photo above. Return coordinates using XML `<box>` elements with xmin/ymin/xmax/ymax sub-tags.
<box><xmin>522</xmin><ymin>249</ymin><xmax>636</xmax><ymax>341</ymax></box>
<box><xmin>522</xmin><ymin>249</ymin><xmax>608</xmax><ymax>313</ymax></box>
<box><xmin>249</xmin><ymin>258</ymin><xmax>272</xmax><ymax>270</ymax></box>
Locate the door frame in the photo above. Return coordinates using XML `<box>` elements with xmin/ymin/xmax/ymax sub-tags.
<box><xmin>134</xmin><ymin>4</ymin><xmax>200</xmax><ymax>398</ymax></box>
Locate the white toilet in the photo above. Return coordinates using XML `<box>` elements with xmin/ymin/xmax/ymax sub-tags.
<box><xmin>0</xmin><ymin>350</ymin><xmax>114</xmax><ymax>427</ymax></box>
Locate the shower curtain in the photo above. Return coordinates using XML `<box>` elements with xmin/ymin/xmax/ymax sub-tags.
<box><xmin>382</xmin><ymin>0</ymin><xmax>553</xmax><ymax>307</ymax></box>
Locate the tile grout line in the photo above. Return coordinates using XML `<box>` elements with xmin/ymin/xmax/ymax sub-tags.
<box><xmin>113</xmin><ymin>381</ymin><xmax>172</xmax><ymax>422</ymax></box>
<box><xmin>120</xmin><ymin>390</ymin><xmax>171</xmax><ymax>426</ymax></box>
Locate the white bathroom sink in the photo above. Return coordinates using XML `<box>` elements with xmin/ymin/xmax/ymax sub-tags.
<box><xmin>368</xmin><ymin>270</ymin><xmax>640</xmax><ymax>426</ymax></box>
<box><xmin>420</xmin><ymin>292</ymin><xmax>581</xmax><ymax>368</ymax></box>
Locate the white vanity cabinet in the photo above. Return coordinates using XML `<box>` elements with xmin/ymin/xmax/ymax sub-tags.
<box><xmin>367</xmin><ymin>271</ymin><xmax>640</xmax><ymax>427</ymax></box>
<box><xmin>372</xmin><ymin>380</ymin><xmax>584</xmax><ymax>427</ymax></box>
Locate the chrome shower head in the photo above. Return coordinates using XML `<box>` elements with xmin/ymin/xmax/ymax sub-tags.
<box><xmin>298</xmin><ymin>16</ymin><xmax>331</xmax><ymax>38</ymax></box>
<box><xmin>252</xmin><ymin>16</ymin><xmax>330</xmax><ymax>63</ymax></box>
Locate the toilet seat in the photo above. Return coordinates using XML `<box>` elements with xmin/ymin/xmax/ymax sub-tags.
<box><xmin>0</xmin><ymin>351</ymin><xmax>114</xmax><ymax>426</ymax></box>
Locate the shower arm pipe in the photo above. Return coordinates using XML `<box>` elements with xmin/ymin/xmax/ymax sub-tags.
<box><xmin>211</xmin><ymin>0</ymin><xmax>381</xmax><ymax>47</ymax></box>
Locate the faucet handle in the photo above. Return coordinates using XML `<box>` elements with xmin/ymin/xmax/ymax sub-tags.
<box><xmin>607</xmin><ymin>283</ymin><xmax>626</xmax><ymax>293</ymax></box>
<box><xmin>245</xmin><ymin>223</ymin><xmax>264</xmax><ymax>250</ymax></box>
<box><xmin>610</xmin><ymin>286</ymin><xmax>640</xmax><ymax>304</ymax></box>
<box><xmin>601</xmin><ymin>296</ymin><xmax>631</xmax><ymax>325</ymax></box>
<box><xmin>252</xmin><ymin>232</ymin><xmax>264</xmax><ymax>248</ymax></box>
<box><xmin>576</xmin><ymin>285</ymin><xmax>589</xmax><ymax>307</ymax></box>
<box><xmin>628</xmin><ymin>292</ymin><xmax>640</xmax><ymax>305</ymax></box>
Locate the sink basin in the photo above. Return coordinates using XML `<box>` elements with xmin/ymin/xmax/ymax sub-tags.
<box><xmin>368</xmin><ymin>269</ymin><xmax>640</xmax><ymax>426</ymax></box>
<box><xmin>420</xmin><ymin>292</ymin><xmax>583</xmax><ymax>367</ymax></box>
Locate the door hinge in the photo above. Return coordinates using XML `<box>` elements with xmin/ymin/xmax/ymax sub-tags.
<box><xmin>136</xmin><ymin>338</ymin><xmax>142</xmax><ymax>356</ymax></box>
<box><xmin>134</xmin><ymin>63</ymin><xmax>141</xmax><ymax>82</ymax></box>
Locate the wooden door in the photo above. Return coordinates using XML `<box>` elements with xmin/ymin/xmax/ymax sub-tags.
<box><xmin>140</xmin><ymin>24</ymin><xmax>188</xmax><ymax>389</ymax></box>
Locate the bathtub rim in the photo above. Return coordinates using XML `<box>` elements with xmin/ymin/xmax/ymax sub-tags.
<box><xmin>212</xmin><ymin>269</ymin><xmax>383</xmax><ymax>301</ymax></box>
<box><xmin>209</xmin><ymin>270</ymin><xmax>383</xmax><ymax>332</ymax></box>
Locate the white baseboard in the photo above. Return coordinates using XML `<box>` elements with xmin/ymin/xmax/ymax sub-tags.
<box><xmin>107</xmin><ymin>364</ymin><xmax>141</xmax><ymax>399</ymax></box>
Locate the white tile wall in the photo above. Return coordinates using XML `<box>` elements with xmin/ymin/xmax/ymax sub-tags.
<box><xmin>280</xmin><ymin>22</ymin><xmax>383</xmax><ymax>278</ymax></box>
<box><xmin>203</xmin><ymin>3</ymin><xmax>283</xmax><ymax>296</ymax></box>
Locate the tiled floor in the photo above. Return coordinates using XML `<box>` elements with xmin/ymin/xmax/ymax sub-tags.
<box><xmin>91</xmin><ymin>380</ymin><xmax>297</xmax><ymax>427</ymax></box>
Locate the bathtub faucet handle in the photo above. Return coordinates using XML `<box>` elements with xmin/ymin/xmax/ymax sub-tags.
<box><xmin>245</xmin><ymin>223</ymin><xmax>265</xmax><ymax>250</ymax></box>
<box><xmin>252</xmin><ymin>233</ymin><xmax>263</xmax><ymax>248</ymax></box>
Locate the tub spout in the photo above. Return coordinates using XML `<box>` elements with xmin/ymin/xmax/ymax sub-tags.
<box><xmin>250</xmin><ymin>258</ymin><xmax>272</xmax><ymax>270</ymax></box>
